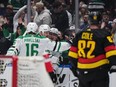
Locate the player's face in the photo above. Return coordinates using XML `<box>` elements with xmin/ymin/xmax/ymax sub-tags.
<box><xmin>52</xmin><ymin>35</ymin><xmax>58</xmax><ymax>41</ymax></box>
<box><xmin>58</xmin><ymin>31</ymin><xmax>63</xmax><ymax>40</ymax></box>
<box><xmin>44</xmin><ymin>31</ymin><xmax>49</xmax><ymax>38</ymax></box>
<box><xmin>49</xmin><ymin>33</ymin><xmax>58</xmax><ymax>41</ymax></box>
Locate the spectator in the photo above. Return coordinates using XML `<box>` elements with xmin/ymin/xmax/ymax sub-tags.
<box><xmin>100</xmin><ymin>11</ymin><xmax>112</xmax><ymax>32</ymax></box>
<box><xmin>13</xmin><ymin>5</ymin><xmax>35</xmax><ymax>33</ymax></box>
<box><xmin>0</xmin><ymin>16</ymin><xmax>12</xmax><ymax>55</ymax></box>
<box><xmin>1</xmin><ymin>15</ymin><xmax>25</xmax><ymax>42</ymax></box>
<box><xmin>4</xmin><ymin>4</ymin><xmax>15</xmax><ymax>33</ymax></box>
<box><xmin>62</xmin><ymin>3</ymin><xmax>73</xmax><ymax>27</ymax></box>
<box><xmin>73</xmin><ymin>2</ymin><xmax>88</xmax><ymax>26</ymax></box>
<box><xmin>2</xmin><ymin>16</ymin><xmax>14</xmax><ymax>35</ymax></box>
<box><xmin>51</xmin><ymin>0</ymin><xmax>69</xmax><ymax>34</ymax></box>
<box><xmin>13</xmin><ymin>5</ymin><xmax>27</xmax><ymax>33</ymax></box>
<box><xmin>79</xmin><ymin>3</ymin><xmax>88</xmax><ymax>26</ymax></box>
<box><xmin>2</xmin><ymin>22</ymin><xmax>26</xmax><ymax>43</ymax></box>
<box><xmin>5</xmin><ymin>4</ymin><xmax>14</xmax><ymax>17</ymax></box>
<box><xmin>80</xmin><ymin>14</ymin><xmax>89</xmax><ymax>30</ymax></box>
<box><xmin>34</xmin><ymin>1</ymin><xmax>52</xmax><ymax>27</ymax></box>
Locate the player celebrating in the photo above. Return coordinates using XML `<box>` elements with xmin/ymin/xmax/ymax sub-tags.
<box><xmin>6</xmin><ymin>22</ymin><xmax>51</xmax><ymax>56</ymax></box>
<box><xmin>6</xmin><ymin>22</ymin><xmax>56</xmax><ymax>83</ymax></box>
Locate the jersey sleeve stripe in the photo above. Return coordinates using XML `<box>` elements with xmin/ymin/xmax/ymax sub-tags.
<box><xmin>104</xmin><ymin>45</ymin><xmax>116</xmax><ymax>52</ymax></box>
<box><xmin>68</xmin><ymin>51</ymin><xmax>78</xmax><ymax>59</ymax></box>
<box><xmin>7</xmin><ymin>49</ymin><xmax>17</xmax><ymax>55</ymax></box>
<box><xmin>106</xmin><ymin>50</ymin><xmax>116</xmax><ymax>58</ymax></box>
<box><xmin>69</xmin><ymin>46</ymin><xmax>78</xmax><ymax>52</ymax></box>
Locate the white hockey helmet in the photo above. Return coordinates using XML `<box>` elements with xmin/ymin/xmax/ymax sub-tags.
<box><xmin>39</xmin><ymin>24</ymin><xmax>50</xmax><ymax>33</ymax></box>
<box><xmin>26</xmin><ymin>22</ymin><xmax>38</xmax><ymax>33</ymax></box>
<box><xmin>50</xmin><ymin>28</ymin><xmax>59</xmax><ymax>35</ymax></box>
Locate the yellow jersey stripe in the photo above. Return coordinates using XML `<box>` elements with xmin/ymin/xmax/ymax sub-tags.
<box><xmin>106</xmin><ymin>50</ymin><xmax>116</xmax><ymax>58</ymax></box>
<box><xmin>78</xmin><ymin>59</ymin><xmax>109</xmax><ymax>69</ymax></box>
<box><xmin>68</xmin><ymin>51</ymin><xmax>78</xmax><ymax>59</ymax></box>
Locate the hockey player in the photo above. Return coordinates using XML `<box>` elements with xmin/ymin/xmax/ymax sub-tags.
<box><xmin>6</xmin><ymin>22</ymin><xmax>56</xmax><ymax>83</ymax></box>
<box><xmin>6</xmin><ymin>22</ymin><xmax>51</xmax><ymax>56</ymax></box>
<box><xmin>68</xmin><ymin>11</ymin><xmax>116</xmax><ymax>87</ymax></box>
<box><xmin>49</xmin><ymin>28</ymin><xmax>59</xmax><ymax>41</ymax></box>
<box><xmin>38</xmin><ymin>24</ymin><xmax>50</xmax><ymax>38</ymax></box>
<box><xmin>6</xmin><ymin>22</ymin><xmax>71</xmax><ymax>84</ymax></box>
<box><xmin>44</xmin><ymin>27</ymin><xmax>71</xmax><ymax>84</ymax></box>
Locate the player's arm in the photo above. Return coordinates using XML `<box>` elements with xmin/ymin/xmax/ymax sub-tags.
<box><xmin>104</xmin><ymin>35</ymin><xmax>116</xmax><ymax>65</ymax></box>
<box><xmin>68</xmin><ymin>36</ymin><xmax>78</xmax><ymax>77</ymax></box>
<box><xmin>59</xmin><ymin>41</ymin><xmax>71</xmax><ymax>52</ymax></box>
<box><xmin>103</xmin><ymin>34</ymin><xmax>116</xmax><ymax>73</ymax></box>
<box><xmin>6</xmin><ymin>36</ymin><xmax>22</xmax><ymax>56</ymax></box>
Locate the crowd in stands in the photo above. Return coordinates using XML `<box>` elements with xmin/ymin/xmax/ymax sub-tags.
<box><xmin>0</xmin><ymin>0</ymin><xmax>116</xmax><ymax>56</ymax></box>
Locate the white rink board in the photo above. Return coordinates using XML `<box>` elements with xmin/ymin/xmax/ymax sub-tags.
<box><xmin>0</xmin><ymin>58</ymin><xmax>13</xmax><ymax>87</ymax></box>
<box><xmin>55</xmin><ymin>65</ymin><xmax>79</xmax><ymax>87</ymax></box>
<box><xmin>109</xmin><ymin>73</ymin><xmax>116</xmax><ymax>87</ymax></box>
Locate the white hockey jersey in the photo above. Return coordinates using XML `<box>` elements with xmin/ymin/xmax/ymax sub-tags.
<box><xmin>6</xmin><ymin>34</ymin><xmax>71</xmax><ymax>56</ymax></box>
<box><xmin>6</xmin><ymin>34</ymin><xmax>52</xmax><ymax>56</ymax></box>
<box><xmin>47</xmin><ymin>41</ymin><xmax>71</xmax><ymax>71</ymax></box>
